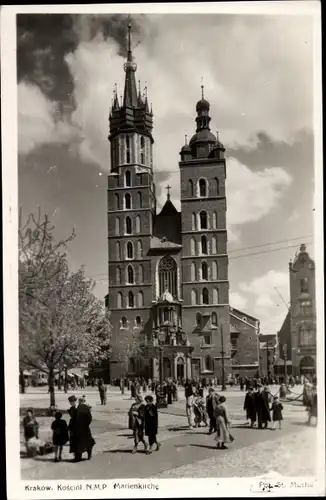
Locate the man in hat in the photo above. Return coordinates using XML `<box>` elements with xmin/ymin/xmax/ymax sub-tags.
<box><xmin>73</xmin><ymin>395</ymin><xmax>95</xmax><ymax>462</ymax></box>
<box><xmin>68</xmin><ymin>395</ymin><xmax>78</xmax><ymax>458</ymax></box>
<box><xmin>254</xmin><ymin>384</ymin><xmax>271</xmax><ymax>429</ymax></box>
<box><xmin>243</xmin><ymin>387</ymin><xmax>256</xmax><ymax>427</ymax></box>
<box><xmin>206</xmin><ymin>387</ymin><xmax>217</xmax><ymax>434</ymax></box>
<box><xmin>144</xmin><ymin>395</ymin><xmax>161</xmax><ymax>454</ymax></box>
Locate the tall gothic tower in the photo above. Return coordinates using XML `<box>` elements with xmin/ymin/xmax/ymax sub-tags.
<box><xmin>107</xmin><ymin>24</ymin><xmax>156</xmax><ymax>379</ymax></box>
<box><xmin>179</xmin><ymin>87</ymin><xmax>231</xmax><ymax>380</ymax></box>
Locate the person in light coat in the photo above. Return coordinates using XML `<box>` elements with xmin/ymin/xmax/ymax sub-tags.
<box><xmin>213</xmin><ymin>395</ymin><xmax>232</xmax><ymax>450</ymax></box>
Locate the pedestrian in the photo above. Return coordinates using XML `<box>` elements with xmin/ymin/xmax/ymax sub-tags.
<box><xmin>51</xmin><ymin>411</ymin><xmax>69</xmax><ymax>462</ymax></box>
<box><xmin>97</xmin><ymin>380</ymin><xmax>107</xmax><ymax>405</ymax></box>
<box><xmin>73</xmin><ymin>399</ymin><xmax>95</xmax><ymax>462</ymax></box>
<box><xmin>243</xmin><ymin>387</ymin><xmax>256</xmax><ymax>427</ymax></box>
<box><xmin>185</xmin><ymin>379</ymin><xmax>195</xmax><ymax>429</ymax></box>
<box><xmin>166</xmin><ymin>380</ymin><xmax>173</xmax><ymax>405</ymax></box>
<box><xmin>213</xmin><ymin>396</ymin><xmax>232</xmax><ymax>450</ymax></box>
<box><xmin>144</xmin><ymin>395</ymin><xmax>161</xmax><ymax>454</ymax></box>
<box><xmin>307</xmin><ymin>383</ymin><xmax>317</xmax><ymax>425</ymax></box>
<box><xmin>254</xmin><ymin>384</ymin><xmax>271</xmax><ymax>429</ymax></box>
<box><xmin>271</xmin><ymin>396</ymin><xmax>283</xmax><ymax>430</ymax></box>
<box><xmin>67</xmin><ymin>395</ymin><xmax>78</xmax><ymax>459</ymax></box>
<box><xmin>206</xmin><ymin>388</ymin><xmax>217</xmax><ymax>434</ymax></box>
<box><xmin>23</xmin><ymin>408</ymin><xmax>39</xmax><ymax>447</ymax></box>
<box><xmin>172</xmin><ymin>379</ymin><xmax>178</xmax><ymax>401</ymax></box>
<box><xmin>240</xmin><ymin>377</ymin><xmax>244</xmax><ymax>391</ymax></box>
<box><xmin>129</xmin><ymin>395</ymin><xmax>148</xmax><ymax>454</ymax></box>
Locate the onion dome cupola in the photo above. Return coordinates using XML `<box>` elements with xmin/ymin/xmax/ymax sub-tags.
<box><xmin>180</xmin><ymin>134</ymin><xmax>192</xmax><ymax>161</ymax></box>
<box><xmin>189</xmin><ymin>85</ymin><xmax>216</xmax><ymax>159</ymax></box>
<box><xmin>208</xmin><ymin>131</ymin><xmax>226</xmax><ymax>159</ymax></box>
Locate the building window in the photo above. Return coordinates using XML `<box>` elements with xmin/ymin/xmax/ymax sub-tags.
<box><xmin>300</xmin><ymin>300</ymin><xmax>312</xmax><ymax>316</ymax></box>
<box><xmin>125</xmin><ymin>216</ymin><xmax>132</xmax><ymax>234</ymax></box>
<box><xmin>201</xmin><ymin>235</ymin><xmax>208</xmax><ymax>255</ymax></box>
<box><xmin>196</xmin><ymin>312</ymin><xmax>202</xmax><ymax>328</ymax></box>
<box><xmin>212</xmin><ymin>261</ymin><xmax>218</xmax><ymax>280</ymax></box>
<box><xmin>137</xmin><ymin>240</ymin><xmax>143</xmax><ymax>258</ymax></box>
<box><xmin>204</xmin><ymin>335</ymin><xmax>211</xmax><ymax>345</ymax></box>
<box><xmin>199</xmin><ymin>178</ymin><xmax>207</xmax><ymax>197</ymax></box>
<box><xmin>136</xmin><ymin>215</ymin><xmax>141</xmax><ymax>233</ymax></box>
<box><xmin>125</xmin><ymin>170</ymin><xmax>131</xmax><ymax>187</ymax></box>
<box><xmin>201</xmin><ymin>261</ymin><xmax>208</xmax><ymax>280</ymax></box>
<box><xmin>213</xmin><ymin>288</ymin><xmax>219</xmax><ymax>304</ymax></box>
<box><xmin>116</xmin><ymin>266</ymin><xmax>121</xmax><ymax>285</ymax></box>
<box><xmin>202</xmin><ymin>287</ymin><xmax>209</xmax><ymax>305</ymax></box>
<box><xmin>299</xmin><ymin>324</ymin><xmax>314</xmax><ymax>346</ymax></box>
<box><xmin>158</xmin><ymin>255</ymin><xmax>177</xmax><ymax>298</ymax></box>
<box><xmin>212</xmin><ymin>236</ymin><xmax>217</xmax><ymax>254</ymax></box>
<box><xmin>127</xmin><ymin>265</ymin><xmax>134</xmax><ymax>284</ymax></box>
<box><xmin>300</xmin><ymin>278</ymin><xmax>309</xmax><ymax>293</ymax></box>
<box><xmin>211</xmin><ymin>312</ymin><xmax>217</xmax><ymax>326</ymax></box>
<box><xmin>212</xmin><ymin>212</ymin><xmax>217</xmax><ymax>229</ymax></box>
<box><xmin>115</xmin><ymin>217</ymin><xmax>120</xmax><ymax>235</ymax></box>
<box><xmin>125</xmin><ymin>193</ymin><xmax>131</xmax><ymax>209</ymax></box>
<box><xmin>191</xmin><ymin>237</ymin><xmax>196</xmax><ymax>256</ymax></box>
<box><xmin>116</xmin><ymin>241</ymin><xmax>121</xmax><ymax>260</ymax></box>
<box><xmin>215</xmin><ymin>177</ymin><xmax>220</xmax><ymax>195</ymax></box>
<box><xmin>191</xmin><ymin>289</ymin><xmax>197</xmax><ymax>305</ymax></box>
<box><xmin>192</xmin><ymin>213</ymin><xmax>196</xmax><ymax>231</ymax></box>
<box><xmin>137</xmin><ymin>192</ymin><xmax>142</xmax><ymax>208</ymax></box>
<box><xmin>117</xmin><ymin>292</ymin><xmax>123</xmax><ymax>309</ymax></box>
<box><xmin>204</xmin><ymin>355</ymin><xmax>213</xmax><ymax>371</ymax></box>
<box><xmin>115</xmin><ymin>193</ymin><xmax>120</xmax><ymax>210</ymax></box>
<box><xmin>191</xmin><ymin>262</ymin><xmax>196</xmax><ymax>281</ymax></box>
<box><xmin>121</xmin><ymin>316</ymin><xmax>127</xmax><ymax>327</ymax></box>
<box><xmin>140</xmin><ymin>136</ymin><xmax>145</xmax><ymax>164</ymax></box>
<box><xmin>126</xmin><ymin>136</ymin><xmax>131</xmax><ymax>164</ymax></box>
<box><xmin>138</xmin><ymin>291</ymin><xmax>144</xmax><ymax>307</ymax></box>
<box><xmin>139</xmin><ymin>264</ymin><xmax>144</xmax><ymax>283</ymax></box>
<box><xmin>200</xmin><ymin>211</ymin><xmax>208</xmax><ymax>229</ymax></box>
<box><xmin>127</xmin><ymin>241</ymin><xmax>133</xmax><ymax>259</ymax></box>
<box><xmin>128</xmin><ymin>291</ymin><xmax>135</xmax><ymax>308</ymax></box>
<box><xmin>136</xmin><ymin>315</ymin><xmax>142</xmax><ymax>326</ymax></box>
<box><xmin>189</xmin><ymin>179</ymin><xmax>194</xmax><ymax>197</ymax></box>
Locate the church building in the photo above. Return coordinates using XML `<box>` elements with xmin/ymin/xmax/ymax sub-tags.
<box><xmin>107</xmin><ymin>25</ymin><xmax>243</xmax><ymax>382</ymax></box>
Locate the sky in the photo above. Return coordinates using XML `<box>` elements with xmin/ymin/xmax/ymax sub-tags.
<box><xmin>17</xmin><ymin>12</ymin><xmax>316</xmax><ymax>335</ymax></box>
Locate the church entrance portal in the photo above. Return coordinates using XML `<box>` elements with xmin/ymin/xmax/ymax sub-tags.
<box><xmin>300</xmin><ymin>356</ymin><xmax>315</xmax><ymax>376</ymax></box>
<box><xmin>177</xmin><ymin>357</ymin><xmax>185</xmax><ymax>380</ymax></box>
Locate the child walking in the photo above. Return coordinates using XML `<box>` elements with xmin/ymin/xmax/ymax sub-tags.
<box><xmin>51</xmin><ymin>412</ymin><xmax>69</xmax><ymax>462</ymax></box>
<box><xmin>271</xmin><ymin>396</ymin><xmax>283</xmax><ymax>430</ymax></box>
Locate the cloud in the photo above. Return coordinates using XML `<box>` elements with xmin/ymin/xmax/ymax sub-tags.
<box><xmin>18</xmin><ymin>82</ymin><xmax>76</xmax><ymax>155</ymax></box>
<box><xmin>229</xmin><ymin>292</ymin><xmax>248</xmax><ymax>311</ymax></box>
<box><xmin>239</xmin><ymin>270</ymin><xmax>289</xmax><ymax>333</ymax></box>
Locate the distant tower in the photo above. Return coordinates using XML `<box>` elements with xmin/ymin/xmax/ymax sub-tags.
<box><xmin>179</xmin><ymin>86</ymin><xmax>230</xmax><ymax>379</ymax></box>
<box><xmin>107</xmin><ymin>24</ymin><xmax>156</xmax><ymax>379</ymax></box>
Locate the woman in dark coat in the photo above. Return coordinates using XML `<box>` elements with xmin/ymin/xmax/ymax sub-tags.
<box><xmin>73</xmin><ymin>401</ymin><xmax>95</xmax><ymax>462</ymax></box>
<box><xmin>128</xmin><ymin>395</ymin><xmax>148</xmax><ymax>453</ymax></box>
<box><xmin>243</xmin><ymin>387</ymin><xmax>256</xmax><ymax>427</ymax></box>
<box><xmin>68</xmin><ymin>395</ymin><xmax>78</xmax><ymax>457</ymax></box>
<box><xmin>51</xmin><ymin>411</ymin><xmax>69</xmax><ymax>462</ymax></box>
<box><xmin>254</xmin><ymin>385</ymin><xmax>271</xmax><ymax>429</ymax></box>
<box><xmin>144</xmin><ymin>395</ymin><xmax>161</xmax><ymax>454</ymax></box>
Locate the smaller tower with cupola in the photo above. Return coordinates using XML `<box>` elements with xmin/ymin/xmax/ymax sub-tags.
<box><xmin>179</xmin><ymin>86</ymin><xmax>231</xmax><ymax>381</ymax></box>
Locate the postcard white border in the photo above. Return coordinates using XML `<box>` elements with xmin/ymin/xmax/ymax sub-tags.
<box><xmin>1</xmin><ymin>2</ymin><xmax>324</xmax><ymax>499</ymax></box>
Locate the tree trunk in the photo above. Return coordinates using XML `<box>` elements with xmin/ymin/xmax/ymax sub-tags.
<box><xmin>57</xmin><ymin>371</ymin><xmax>62</xmax><ymax>391</ymax></box>
<box><xmin>121</xmin><ymin>376</ymin><xmax>125</xmax><ymax>395</ymax></box>
<box><xmin>20</xmin><ymin>370</ymin><xmax>26</xmax><ymax>394</ymax></box>
<box><xmin>48</xmin><ymin>368</ymin><xmax>55</xmax><ymax>407</ymax></box>
<box><xmin>64</xmin><ymin>368</ymin><xmax>68</xmax><ymax>394</ymax></box>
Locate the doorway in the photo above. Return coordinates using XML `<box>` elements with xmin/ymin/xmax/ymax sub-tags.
<box><xmin>177</xmin><ymin>357</ymin><xmax>185</xmax><ymax>380</ymax></box>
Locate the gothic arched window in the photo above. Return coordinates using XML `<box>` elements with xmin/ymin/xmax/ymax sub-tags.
<box><xmin>136</xmin><ymin>215</ymin><xmax>141</xmax><ymax>233</ymax></box>
<box><xmin>116</xmin><ymin>266</ymin><xmax>121</xmax><ymax>285</ymax></box>
<box><xmin>126</xmin><ymin>136</ymin><xmax>131</xmax><ymax>164</ymax></box>
<box><xmin>158</xmin><ymin>255</ymin><xmax>177</xmax><ymax>298</ymax></box>
<box><xmin>191</xmin><ymin>262</ymin><xmax>196</xmax><ymax>281</ymax></box>
<box><xmin>125</xmin><ymin>216</ymin><xmax>132</xmax><ymax>234</ymax></box>
<box><xmin>192</xmin><ymin>213</ymin><xmax>196</xmax><ymax>231</ymax></box>
<box><xmin>127</xmin><ymin>265</ymin><xmax>134</xmax><ymax>284</ymax></box>
<box><xmin>115</xmin><ymin>193</ymin><xmax>120</xmax><ymax>210</ymax></box>
<box><xmin>212</xmin><ymin>212</ymin><xmax>217</xmax><ymax>229</ymax></box>
<box><xmin>139</xmin><ymin>265</ymin><xmax>144</xmax><ymax>283</ymax></box>
<box><xmin>196</xmin><ymin>312</ymin><xmax>202</xmax><ymax>327</ymax></box>
<box><xmin>121</xmin><ymin>316</ymin><xmax>127</xmax><ymax>327</ymax></box>
<box><xmin>137</xmin><ymin>192</ymin><xmax>142</xmax><ymax>208</ymax></box>
<box><xmin>189</xmin><ymin>179</ymin><xmax>194</xmax><ymax>197</ymax></box>
<box><xmin>201</xmin><ymin>261</ymin><xmax>208</xmax><ymax>280</ymax></box>
<box><xmin>215</xmin><ymin>177</ymin><xmax>220</xmax><ymax>195</ymax></box>
<box><xmin>204</xmin><ymin>355</ymin><xmax>213</xmax><ymax>371</ymax></box>
<box><xmin>191</xmin><ymin>237</ymin><xmax>196</xmax><ymax>256</ymax></box>
<box><xmin>201</xmin><ymin>235</ymin><xmax>208</xmax><ymax>255</ymax></box>
<box><xmin>212</xmin><ymin>236</ymin><xmax>217</xmax><ymax>254</ymax></box>
<box><xmin>212</xmin><ymin>261</ymin><xmax>218</xmax><ymax>280</ymax></box>
<box><xmin>213</xmin><ymin>288</ymin><xmax>219</xmax><ymax>304</ymax></box>
<box><xmin>211</xmin><ymin>312</ymin><xmax>217</xmax><ymax>326</ymax></box>
<box><xmin>191</xmin><ymin>289</ymin><xmax>197</xmax><ymax>305</ymax></box>
<box><xmin>202</xmin><ymin>287</ymin><xmax>209</xmax><ymax>305</ymax></box>
<box><xmin>138</xmin><ymin>291</ymin><xmax>144</xmax><ymax>307</ymax></box>
<box><xmin>115</xmin><ymin>217</ymin><xmax>120</xmax><ymax>235</ymax></box>
<box><xmin>117</xmin><ymin>292</ymin><xmax>123</xmax><ymax>309</ymax></box>
<box><xmin>127</xmin><ymin>241</ymin><xmax>133</xmax><ymax>259</ymax></box>
<box><xmin>140</xmin><ymin>136</ymin><xmax>145</xmax><ymax>164</ymax></box>
<box><xmin>136</xmin><ymin>315</ymin><xmax>142</xmax><ymax>326</ymax></box>
<box><xmin>125</xmin><ymin>170</ymin><xmax>131</xmax><ymax>187</ymax></box>
<box><xmin>125</xmin><ymin>193</ymin><xmax>131</xmax><ymax>209</ymax></box>
<box><xmin>116</xmin><ymin>241</ymin><xmax>121</xmax><ymax>260</ymax></box>
<box><xmin>128</xmin><ymin>291</ymin><xmax>134</xmax><ymax>308</ymax></box>
<box><xmin>137</xmin><ymin>240</ymin><xmax>143</xmax><ymax>258</ymax></box>
<box><xmin>200</xmin><ymin>211</ymin><xmax>208</xmax><ymax>229</ymax></box>
<box><xmin>199</xmin><ymin>178</ymin><xmax>207</xmax><ymax>197</ymax></box>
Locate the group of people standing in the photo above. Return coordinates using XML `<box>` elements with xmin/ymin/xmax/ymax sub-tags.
<box><xmin>243</xmin><ymin>384</ymin><xmax>284</xmax><ymax>430</ymax></box>
<box><xmin>128</xmin><ymin>394</ymin><xmax>161</xmax><ymax>454</ymax></box>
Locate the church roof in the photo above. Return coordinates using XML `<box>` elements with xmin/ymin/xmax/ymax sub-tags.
<box><xmin>158</xmin><ymin>197</ymin><xmax>179</xmax><ymax>216</ymax></box>
<box><xmin>291</xmin><ymin>243</ymin><xmax>315</xmax><ymax>272</ymax></box>
<box><xmin>153</xmin><ymin>194</ymin><xmax>182</xmax><ymax>245</ymax></box>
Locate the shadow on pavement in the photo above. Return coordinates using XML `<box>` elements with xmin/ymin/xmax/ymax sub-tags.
<box><xmin>167</xmin><ymin>426</ymin><xmax>190</xmax><ymax>432</ymax></box>
<box><xmin>104</xmin><ymin>449</ymin><xmax>147</xmax><ymax>454</ymax></box>
<box><xmin>117</xmin><ymin>433</ymin><xmax>134</xmax><ymax>438</ymax></box>
<box><xmin>189</xmin><ymin>444</ymin><xmax>217</xmax><ymax>450</ymax></box>
<box><xmin>291</xmin><ymin>421</ymin><xmax>310</xmax><ymax>426</ymax></box>
<box><xmin>33</xmin><ymin>457</ymin><xmax>74</xmax><ymax>463</ymax></box>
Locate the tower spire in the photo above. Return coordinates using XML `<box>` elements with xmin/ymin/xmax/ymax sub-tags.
<box><xmin>123</xmin><ymin>21</ymin><xmax>138</xmax><ymax>107</ymax></box>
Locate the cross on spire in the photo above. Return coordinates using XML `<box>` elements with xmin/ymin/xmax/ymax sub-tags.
<box><xmin>166</xmin><ymin>185</ymin><xmax>171</xmax><ymax>199</ymax></box>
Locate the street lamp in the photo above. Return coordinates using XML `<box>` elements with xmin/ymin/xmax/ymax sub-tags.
<box><xmin>283</xmin><ymin>344</ymin><xmax>288</xmax><ymax>385</ymax></box>
<box><xmin>157</xmin><ymin>328</ymin><xmax>167</xmax><ymax>408</ymax></box>
<box><xmin>220</xmin><ymin>325</ymin><xmax>226</xmax><ymax>391</ymax></box>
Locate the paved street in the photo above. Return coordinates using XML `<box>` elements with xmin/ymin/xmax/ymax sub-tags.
<box><xmin>20</xmin><ymin>386</ymin><xmax>317</xmax><ymax>479</ymax></box>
